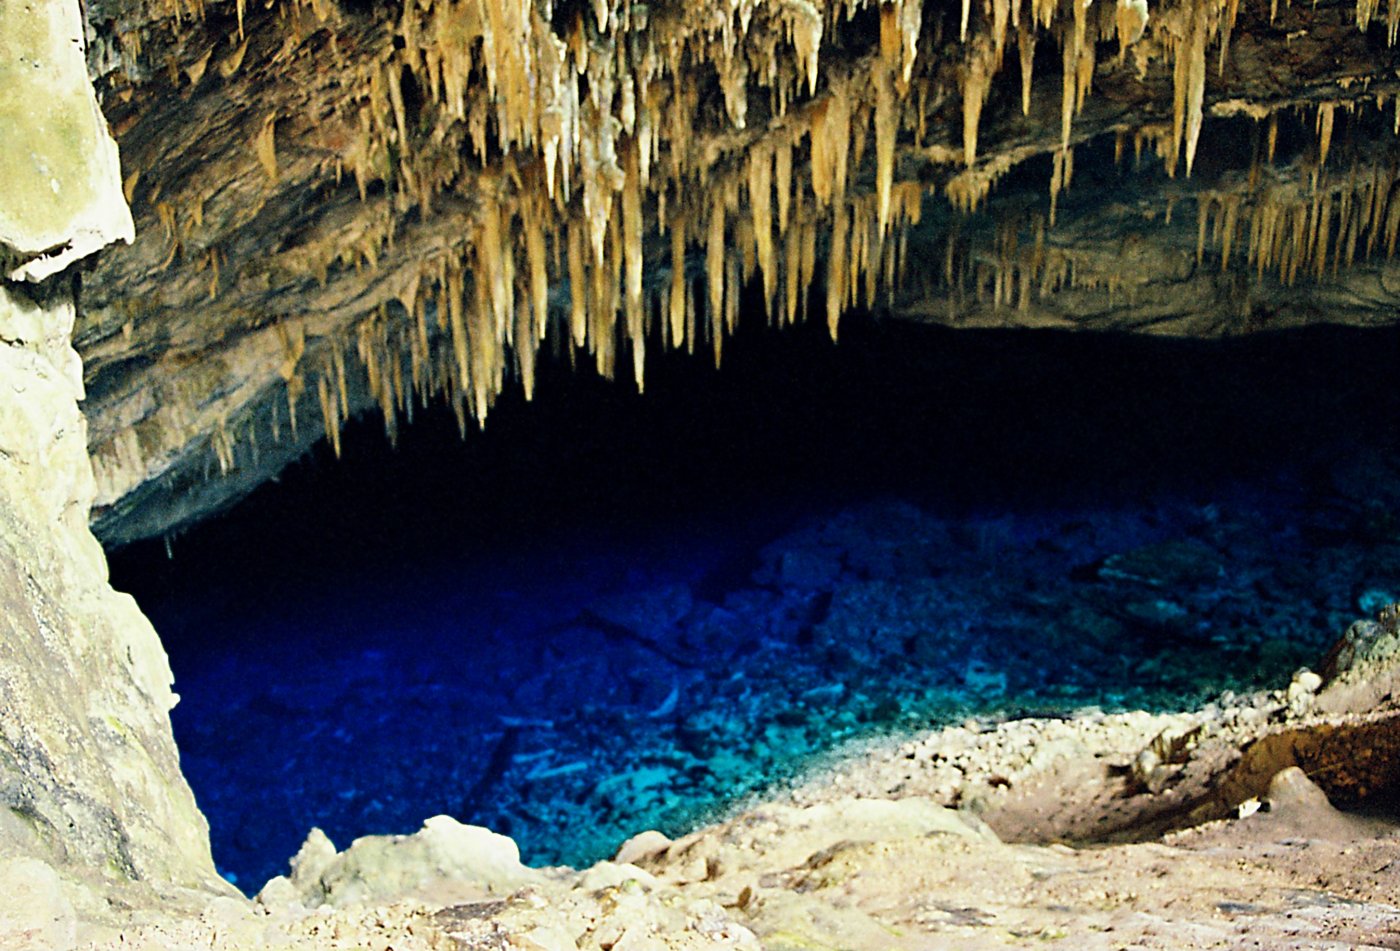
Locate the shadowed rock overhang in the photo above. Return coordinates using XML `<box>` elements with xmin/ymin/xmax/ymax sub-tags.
<box><xmin>71</xmin><ymin>0</ymin><xmax>1400</xmax><ymax>543</ymax></box>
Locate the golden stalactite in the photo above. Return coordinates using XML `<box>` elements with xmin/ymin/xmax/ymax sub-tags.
<box><xmin>1116</xmin><ymin>0</ymin><xmax>1149</xmax><ymax>58</ymax></box>
<box><xmin>255</xmin><ymin>113</ymin><xmax>279</xmax><ymax>184</ymax></box>
<box><xmin>962</xmin><ymin>36</ymin><xmax>996</xmax><ymax>167</ymax></box>
<box><xmin>706</xmin><ymin>189</ymin><xmax>728</xmax><ymax>338</ymax></box>
<box><xmin>748</xmin><ymin>145</ymin><xmax>778</xmax><ymax>310</ymax></box>
<box><xmin>1017</xmin><ymin>24</ymin><xmax>1035</xmax><ymax>116</ymax></box>
<box><xmin>622</xmin><ymin>140</ymin><xmax>646</xmax><ymax>390</ymax></box>
<box><xmin>1317</xmin><ymin>102</ymin><xmax>1337</xmax><ymax>170</ymax></box>
<box><xmin>874</xmin><ymin>68</ymin><xmax>898</xmax><ymax>234</ymax></box>
<box><xmin>826</xmin><ymin>204</ymin><xmax>849</xmax><ymax>339</ymax></box>
<box><xmin>948</xmin><ymin>144</ymin><xmax>1400</xmax><ymax>322</ymax></box>
<box><xmin>668</xmin><ymin>211</ymin><xmax>689</xmax><ymax>350</ymax></box>
<box><xmin>1181</xmin><ymin>0</ymin><xmax>1208</xmax><ymax>178</ymax></box>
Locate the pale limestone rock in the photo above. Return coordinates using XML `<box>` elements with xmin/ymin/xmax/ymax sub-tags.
<box><xmin>0</xmin><ymin>0</ymin><xmax>133</xmax><ymax>281</ymax></box>
<box><xmin>575</xmin><ymin>860</ymin><xmax>660</xmax><ymax>893</ymax></box>
<box><xmin>289</xmin><ymin>827</ymin><xmax>338</xmax><ymax>888</ymax></box>
<box><xmin>277</xmin><ymin>815</ymin><xmax>542</xmax><ymax>907</ymax></box>
<box><xmin>0</xmin><ymin>282</ymin><xmax>225</xmax><ymax>898</ymax></box>
<box><xmin>0</xmin><ymin>0</ymin><xmax>222</xmax><ymax>905</ymax></box>
<box><xmin>1267</xmin><ymin>765</ymin><xmax>1333</xmax><ymax>813</ymax></box>
<box><xmin>0</xmin><ymin>858</ymin><xmax>77</xmax><ymax>951</ymax></box>
<box><xmin>1286</xmin><ymin>667</ymin><xmax>1323</xmax><ymax>717</ymax></box>
<box><xmin>614</xmin><ymin>829</ymin><xmax>672</xmax><ymax>865</ymax></box>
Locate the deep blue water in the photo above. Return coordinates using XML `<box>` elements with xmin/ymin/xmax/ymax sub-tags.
<box><xmin>109</xmin><ymin>314</ymin><xmax>1400</xmax><ymax>892</ymax></box>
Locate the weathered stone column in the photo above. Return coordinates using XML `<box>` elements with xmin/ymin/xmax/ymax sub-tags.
<box><xmin>0</xmin><ymin>0</ymin><xmax>228</xmax><ymax>931</ymax></box>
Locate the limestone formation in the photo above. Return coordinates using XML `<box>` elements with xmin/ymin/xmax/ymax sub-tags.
<box><xmin>63</xmin><ymin>0</ymin><xmax>1400</xmax><ymax>543</ymax></box>
<box><xmin>0</xmin><ymin>0</ymin><xmax>226</xmax><ymax>918</ymax></box>
<box><xmin>0</xmin><ymin>0</ymin><xmax>133</xmax><ymax>281</ymax></box>
<box><xmin>0</xmin><ymin>239</ymin><xmax>226</xmax><ymax>909</ymax></box>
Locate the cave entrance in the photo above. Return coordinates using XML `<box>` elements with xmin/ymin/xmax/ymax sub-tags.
<box><xmin>109</xmin><ymin>313</ymin><xmax>1400</xmax><ymax>893</ymax></box>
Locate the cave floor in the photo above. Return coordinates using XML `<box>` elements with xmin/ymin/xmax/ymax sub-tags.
<box><xmin>88</xmin><ymin>708</ymin><xmax>1400</xmax><ymax>951</ymax></box>
<box><xmin>155</xmin><ymin>447</ymin><xmax>1400</xmax><ymax>893</ymax></box>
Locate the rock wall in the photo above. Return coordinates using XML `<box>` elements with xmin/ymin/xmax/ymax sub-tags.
<box><xmin>0</xmin><ymin>0</ymin><xmax>226</xmax><ymax>918</ymax></box>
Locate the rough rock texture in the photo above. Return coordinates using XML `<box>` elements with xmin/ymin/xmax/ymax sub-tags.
<box><xmin>0</xmin><ymin>0</ymin><xmax>133</xmax><ymax>280</ymax></box>
<box><xmin>66</xmin><ymin>643</ymin><xmax>1400</xmax><ymax>950</ymax></box>
<box><xmin>70</xmin><ymin>0</ymin><xmax>1400</xmax><ymax>543</ymax></box>
<box><xmin>0</xmin><ymin>0</ymin><xmax>225</xmax><ymax>915</ymax></box>
<box><xmin>0</xmin><ymin>282</ymin><xmax>228</xmax><ymax>910</ymax></box>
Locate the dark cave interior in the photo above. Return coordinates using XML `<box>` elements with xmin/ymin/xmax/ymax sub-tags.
<box><xmin>109</xmin><ymin>310</ymin><xmax>1400</xmax><ymax>891</ymax></box>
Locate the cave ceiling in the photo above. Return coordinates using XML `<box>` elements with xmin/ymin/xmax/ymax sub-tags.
<box><xmin>59</xmin><ymin>0</ymin><xmax>1400</xmax><ymax>543</ymax></box>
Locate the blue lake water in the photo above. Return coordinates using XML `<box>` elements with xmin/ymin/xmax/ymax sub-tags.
<box><xmin>110</xmin><ymin>317</ymin><xmax>1400</xmax><ymax>891</ymax></box>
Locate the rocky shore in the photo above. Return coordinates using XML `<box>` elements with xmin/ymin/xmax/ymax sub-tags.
<box><xmin>39</xmin><ymin>610</ymin><xmax>1399</xmax><ymax>951</ymax></box>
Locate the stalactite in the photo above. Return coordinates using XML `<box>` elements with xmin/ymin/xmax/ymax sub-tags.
<box><xmin>1049</xmin><ymin>147</ymin><xmax>1072</xmax><ymax>224</ymax></box>
<box><xmin>669</xmin><ymin>212</ymin><xmax>688</xmax><ymax>348</ymax></box>
<box><xmin>526</xmin><ymin>201</ymin><xmax>550</xmax><ymax>349</ymax></box>
<box><xmin>622</xmin><ymin>141</ymin><xmax>646</xmax><ymax>390</ymax></box>
<box><xmin>1317</xmin><ymin>103</ymin><xmax>1337</xmax><ymax>169</ymax></box>
<box><xmin>749</xmin><ymin>145</ymin><xmax>778</xmax><ymax>309</ymax></box>
<box><xmin>1165</xmin><ymin>0</ymin><xmax>1209</xmax><ymax>177</ymax></box>
<box><xmin>1220</xmin><ymin>195</ymin><xmax>1240</xmax><ymax>271</ymax></box>
<box><xmin>898</xmin><ymin>0</ymin><xmax>924</xmax><ymax>85</ymax></box>
<box><xmin>256</xmin><ymin>113</ymin><xmax>279</xmax><ymax>184</ymax></box>
<box><xmin>317</xmin><ymin>368</ymin><xmax>342</xmax><ymax>458</ymax></box>
<box><xmin>1116</xmin><ymin>0</ymin><xmax>1149</xmax><ymax>56</ymax></box>
<box><xmin>1214</xmin><ymin>0</ymin><xmax>1238</xmax><ymax>65</ymax></box>
<box><xmin>962</xmin><ymin>37</ymin><xmax>995</xmax><ymax>167</ymax></box>
<box><xmin>1060</xmin><ymin>25</ymin><xmax>1077</xmax><ymax>155</ymax></box>
<box><xmin>875</xmin><ymin>68</ymin><xmax>898</xmax><ymax>234</ymax></box>
<box><xmin>567</xmin><ymin>217</ymin><xmax>588</xmax><ymax>349</ymax></box>
<box><xmin>826</xmin><ymin>205</ymin><xmax>849</xmax><ymax>339</ymax></box>
<box><xmin>1018</xmin><ymin>26</ymin><xmax>1034</xmax><ymax>115</ymax></box>
<box><xmin>707</xmin><ymin>191</ymin><xmax>727</xmax><ymax>340</ymax></box>
<box><xmin>783</xmin><ymin>216</ymin><xmax>802</xmax><ymax>324</ymax></box>
<box><xmin>1359</xmin><ymin>0</ymin><xmax>1382</xmax><ymax>31</ymax></box>
<box><xmin>775</xmin><ymin>135</ymin><xmax>794</xmax><ymax>235</ymax></box>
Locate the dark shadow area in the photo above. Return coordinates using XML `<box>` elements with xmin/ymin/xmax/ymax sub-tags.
<box><xmin>109</xmin><ymin>311</ymin><xmax>1400</xmax><ymax>891</ymax></box>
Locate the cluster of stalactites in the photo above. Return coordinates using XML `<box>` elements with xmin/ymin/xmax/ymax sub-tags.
<box><xmin>947</xmin><ymin>0</ymin><xmax>1230</xmax><ymax>231</ymax></box>
<box><xmin>922</xmin><ymin>104</ymin><xmax>1400</xmax><ymax>321</ymax></box>
<box><xmin>299</xmin><ymin>155</ymin><xmax>929</xmax><ymax>451</ymax></box>
<box><xmin>918</xmin><ymin>212</ymin><xmax>1145</xmax><ymax>316</ymax></box>
<box><xmin>1354</xmin><ymin>0</ymin><xmax>1400</xmax><ymax>42</ymax></box>
<box><xmin>150</xmin><ymin>0</ymin><xmax>1400</xmax><ymax>468</ymax></box>
<box><xmin>268</xmin><ymin>0</ymin><xmax>940</xmax><ymax>450</ymax></box>
<box><xmin>1196</xmin><ymin>166</ymin><xmax>1400</xmax><ymax>288</ymax></box>
<box><xmin>949</xmin><ymin>0</ymin><xmax>1394</xmax><ymax>230</ymax></box>
<box><xmin>1187</xmin><ymin>101</ymin><xmax>1400</xmax><ymax>286</ymax></box>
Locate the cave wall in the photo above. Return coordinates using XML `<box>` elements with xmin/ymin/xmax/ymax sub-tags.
<box><xmin>0</xmin><ymin>0</ymin><xmax>225</xmax><ymax>917</ymax></box>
